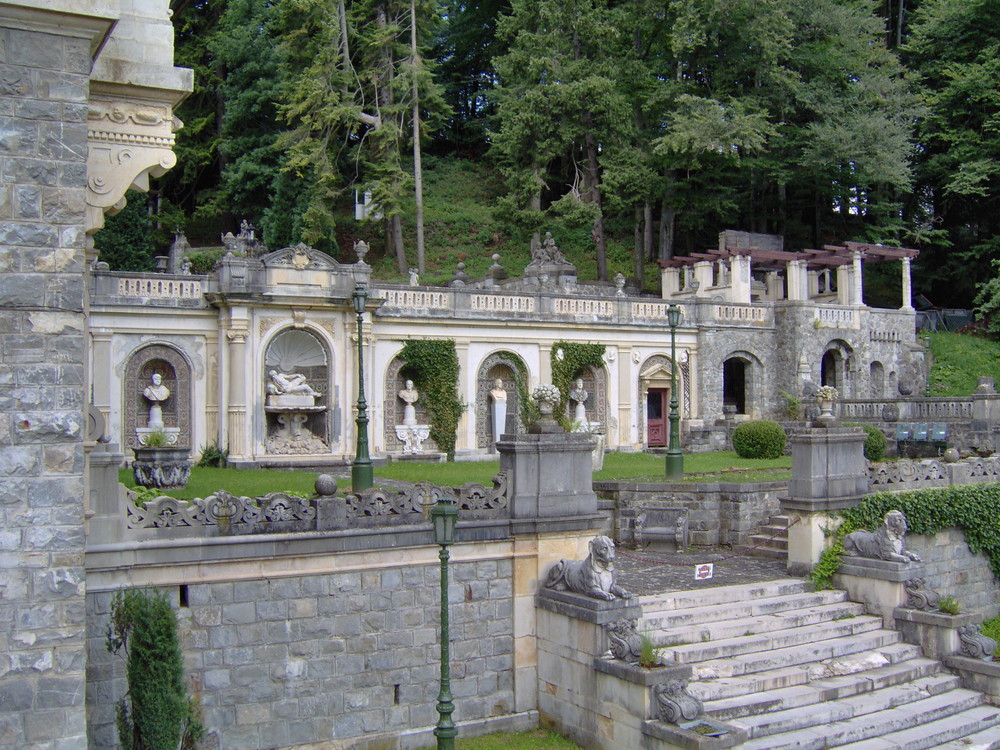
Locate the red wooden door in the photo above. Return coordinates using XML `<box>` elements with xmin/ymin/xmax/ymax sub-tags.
<box><xmin>647</xmin><ymin>389</ymin><xmax>668</xmax><ymax>447</ymax></box>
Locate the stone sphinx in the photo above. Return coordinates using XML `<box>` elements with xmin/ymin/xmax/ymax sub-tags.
<box><xmin>545</xmin><ymin>535</ymin><xmax>632</xmax><ymax>601</ymax></box>
<box><xmin>842</xmin><ymin>510</ymin><xmax>921</xmax><ymax>563</ymax></box>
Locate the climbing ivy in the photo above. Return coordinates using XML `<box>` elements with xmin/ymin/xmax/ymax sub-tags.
<box><xmin>810</xmin><ymin>483</ymin><xmax>1000</xmax><ymax>590</ymax></box>
<box><xmin>398</xmin><ymin>340</ymin><xmax>462</xmax><ymax>460</ymax></box>
<box><xmin>551</xmin><ymin>341</ymin><xmax>606</xmax><ymax>426</ymax></box>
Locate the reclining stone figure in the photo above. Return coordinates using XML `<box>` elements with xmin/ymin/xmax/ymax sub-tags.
<box><xmin>843</xmin><ymin>509</ymin><xmax>921</xmax><ymax>563</ymax></box>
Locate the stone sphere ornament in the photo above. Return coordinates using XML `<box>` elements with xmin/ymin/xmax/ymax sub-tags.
<box><xmin>315</xmin><ymin>474</ymin><xmax>338</xmax><ymax>496</ymax></box>
<box><xmin>943</xmin><ymin>447</ymin><xmax>960</xmax><ymax>463</ymax></box>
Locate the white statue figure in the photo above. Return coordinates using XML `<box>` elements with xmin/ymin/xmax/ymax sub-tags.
<box><xmin>399</xmin><ymin>380</ymin><xmax>419</xmax><ymax>426</ymax></box>
<box><xmin>142</xmin><ymin>373</ymin><xmax>170</xmax><ymax>429</ymax></box>
<box><xmin>490</xmin><ymin>378</ymin><xmax>507</xmax><ymax>446</ymax></box>
<box><xmin>570</xmin><ymin>378</ymin><xmax>588</xmax><ymax>425</ymax></box>
<box><xmin>267</xmin><ymin>370</ymin><xmax>319</xmax><ymax>398</ymax></box>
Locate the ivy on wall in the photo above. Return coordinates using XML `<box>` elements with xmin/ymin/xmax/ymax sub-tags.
<box><xmin>399</xmin><ymin>340</ymin><xmax>462</xmax><ymax>460</ymax></box>
<box><xmin>551</xmin><ymin>341</ymin><xmax>606</xmax><ymax>425</ymax></box>
<box><xmin>810</xmin><ymin>484</ymin><xmax>1000</xmax><ymax>590</ymax></box>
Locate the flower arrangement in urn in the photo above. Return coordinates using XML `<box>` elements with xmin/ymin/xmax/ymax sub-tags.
<box><xmin>530</xmin><ymin>384</ymin><xmax>564</xmax><ymax>433</ymax></box>
<box><xmin>815</xmin><ymin>385</ymin><xmax>839</xmax><ymax>402</ymax></box>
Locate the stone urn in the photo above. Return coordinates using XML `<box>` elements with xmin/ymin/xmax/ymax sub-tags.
<box><xmin>530</xmin><ymin>384</ymin><xmax>564</xmax><ymax>434</ymax></box>
<box><xmin>132</xmin><ymin>446</ymin><xmax>192</xmax><ymax>489</ymax></box>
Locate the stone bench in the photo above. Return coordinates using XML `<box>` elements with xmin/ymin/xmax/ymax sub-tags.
<box><xmin>634</xmin><ymin>507</ymin><xmax>689</xmax><ymax>552</ymax></box>
<box><xmin>896</xmin><ymin>422</ymin><xmax>948</xmax><ymax>458</ymax></box>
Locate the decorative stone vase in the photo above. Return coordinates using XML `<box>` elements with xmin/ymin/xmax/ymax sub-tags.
<box><xmin>132</xmin><ymin>446</ymin><xmax>192</xmax><ymax>489</ymax></box>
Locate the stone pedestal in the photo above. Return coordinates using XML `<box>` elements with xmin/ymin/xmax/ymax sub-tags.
<box><xmin>497</xmin><ymin>433</ymin><xmax>602</xmax><ymax>532</ymax></box>
<box><xmin>894</xmin><ymin>607</ymin><xmax>978</xmax><ymax>659</ymax></box>
<box><xmin>833</xmin><ymin>557</ymin><xmax>924</xmax><ymax>626</ymax></box>
<box><xmin>394</xmin><ymin>424</ymin><xmax>431</xmax><ymax>454</ymax></box>
<box><xmin>782</xmin><ymin>427</ymin><xmax>868</xmax><ymax>575</ymax></box>
<box><xmin>88</xmin><ymin>443</ymin><xmax>126</xmax><ymax>545</ymax></box>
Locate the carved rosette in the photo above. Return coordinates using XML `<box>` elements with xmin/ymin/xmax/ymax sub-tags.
<box><xmin>86</xmin><ymin>94</ymin><xmax>182</xmax><ymax>232</ymax></box>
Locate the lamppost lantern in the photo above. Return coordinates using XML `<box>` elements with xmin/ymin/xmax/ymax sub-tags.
<box><xmin>351</xmin><ymin>281</ymin><xmax>373</xmax><ymax>492</ymax></box>
<box><xmin>667</xmin><ymin>303</ymin><xmax>683</xmax><ymax>329</ymax></box>
<box><xmin>431</xmin><ymin>498</ymin><xmax>459</xmax><ymax>546</ymax></box>
<box><xmin>431</xmin><ymin>497</ymin><xmax>459</xmax><ymax>749</ymax></box>
<box><xmin>665</xmin><ymin>304</ymin><xmax>684</xmax><ymax>479</ymax></box>
<box><xmin>352</xmin><ymin>282</ymin><xmax>367</xmax><ymax>314</ymax></box>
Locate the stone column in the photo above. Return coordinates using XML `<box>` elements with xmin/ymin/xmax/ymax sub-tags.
<box><xmin>781</xmin><ymin>427</ymin><xmax>869</xmax><ymax>576</ymax></box>
<box><xmin>729</xmin><ymin>254</ymin><xmax>752</xmax><ymax>303</ymax></box>
<box><xmin>836</xmin><ymin>266</ymin><xmax>851</xmax><ymax>305</ymax></box>
<box><xmin>852</xmin><ymin>250</ymin><xmax>864</xmax><ymax>306</ymax></box>
<box><xmin>786</xmin><ymin>260</ymin><xmax>807</xmax><ymax>301</ymax></box>
<box><xmin>226</xmin><ymin>319</ymin><xmax>249</xmax><ymax>461</ymax></box>
<box><xmin>661</xmin><ymin>267</ymin><xmax>681</xmax><ymax>297</ymax></box>
<box><xmin>901</xmin><ymin>256</ymin><xmax>913</xmax><ymax>310</ymax></box>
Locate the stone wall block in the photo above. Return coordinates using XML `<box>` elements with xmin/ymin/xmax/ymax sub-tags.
<box><xmin>0</xmin><ymin>275</ymin><xmax>44</xmax><ymax>308</ymax></box>
<box><xmin>13</xmin><ymin>184</ymin><xmax>40</xmax><ymax>218</ymax></box>
<box><xmin>0</xmin><ymin>64</ymin><xmax>32</xmax><ymax>96</ymax></box>
<box><xmin>13</xmin><ymin>410</ymin><xmax>82</xmax><ymax>443</ymax></box>
<box><xmin>0</xmin><ymin>444</ymin><xmax>39</xmax><ymax>475</ymax></box>
<box><xmin>37</xmin><ymin>73</ymin><xmax>87</xmax><ymax>103</ymax></box>
<box><xmin>0</xmin><ymin>117</ymin><xmax>36</xmax><ymax>153</ymax></box>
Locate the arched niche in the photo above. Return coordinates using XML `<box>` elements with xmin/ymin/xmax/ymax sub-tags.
<box><xmin>383</xmin><ymin>356</ymin><xmax>437</xmax><ymax>453</ymax></box>
<box><xmin>263</xmin><ymin>329</ymin><xmax>331</xmax><ymax>454</ymax></box>
<box><xmin>564</xmin><ymin>364</ymin><xmax>608</xmax><ymax>429</ymax></box>
<box><xmin>639</xmin><ymin>355</ymin><xmax>689</xmax><ymax>448</ymax></box>
<box><xmin>123</xmin><ymin>344</ymin><xmax>192</xmax><ymax>450</ymax></box>
<box><xmin>870</xmin><ymin>361</ymin><xmax>885</xmax><ymax>398</ymax></box>
<box><xmin>475</xmin><ymin>352</ymin><xmax>527</xmax><ymax>449</ymax></box>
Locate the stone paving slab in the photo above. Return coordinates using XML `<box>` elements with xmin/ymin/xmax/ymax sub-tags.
<box><xmin>615</xmin><ymin>546</ymin><xmax>794</xmax><ymax>595</ymax></box>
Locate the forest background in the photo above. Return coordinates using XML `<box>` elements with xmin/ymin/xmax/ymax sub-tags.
<box><xmin>96</xmin><ymin>0</ymin><xmax>1000</xmax><ymax>310</ymax></box>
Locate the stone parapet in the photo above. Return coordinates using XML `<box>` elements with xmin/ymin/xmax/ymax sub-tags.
<box><xmin>498</xmin><ymin>432</ymin><xmax>599</xmax><ymax>520</ymax></box>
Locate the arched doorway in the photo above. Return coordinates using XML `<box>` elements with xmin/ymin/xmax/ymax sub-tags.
<box><xmin>723</xmin><ymin>358</ymin><xmax>747</xmax><ymax>414</ymax></box>
<box><xmin>870</xmin><ymin>361</ymin><xmax>885</xmax><ymax>398</ymax></box>
<box><xmin>821</xmin><ymin>350</ymin><xmax>838</xmax><ymax>388</ymax></box>
<box><xmin>639</xmin><ymin>355</ymin><xmax>684</xmax><ymax>448</ymax></box>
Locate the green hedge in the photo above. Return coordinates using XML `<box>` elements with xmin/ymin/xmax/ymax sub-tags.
<box><xmin>732</xmin><ymin>420</ymin><xmax>787</xmax><ymax>459</ymax></box>
<box><xmin>845</xmin><ymin>423</ymin><xmax>888</xmax><ymax>461</ymax></box>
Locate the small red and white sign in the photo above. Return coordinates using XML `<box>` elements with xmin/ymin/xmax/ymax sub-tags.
<box><xmin>695</xmin><ymin>563</ymin><xmax>714</xmax><ymax>580</ymax></box>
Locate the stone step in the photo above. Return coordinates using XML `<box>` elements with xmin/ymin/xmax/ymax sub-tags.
<box><xmin>652</xmin><ymin>600</ymin><xmax>866</xmax><ymax>647</ymax></box>
<box><xmin>689</xmin><ymin>629</ymin><xmax>903</xmax><ymax>680</ymax></box>
<box><xmin>739</xmin><ymin>688</ymin><xmax>989</xmax><ymax>750</ymax></box>
<box><xmin>734</xmin><ymin>544</ymin><xmax>787</xmax><ymax>560</ymax></box>
<box><xmin>665</xmin><ymin>614</ymin><xmax>884</xmax><ymax>665</ymax></box>
<box><xmin>733</xmin><ymin>674</ymin><xmax>962</xmax><ymax>737</ymax></box>
<box><xmin>641</xmin><ymin>587</ymin><xmax>848</xmax><ymax>630</ymax></box>
<box><xmin>902</xmin><ymin>713</ymin><xmax>1000</xmax><ymax>750</ymax></box>
<box><xmin>638</xmin><ymin>578</ymin><xmax>810</xmax><ymax>612</ymax></box>
<box><xmin>749</xmin><ymin>534</ymin><xmax>788</xmax><ymax>550</ymax></box>
<box><xmin>688</xmin><ymin>644</ymin><xmax>926</xmax><ymax>702</ymax></box>
<box><xmin>702</xmin><ymin>658</ymin><xmax>946</xmax><ymax>720</ymax></box>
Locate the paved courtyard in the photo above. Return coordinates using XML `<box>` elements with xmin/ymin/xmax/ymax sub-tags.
<box><xmin>615</xmin><ymin>547</ymin><xmax>793</xmax><ymax>595</ymax></box>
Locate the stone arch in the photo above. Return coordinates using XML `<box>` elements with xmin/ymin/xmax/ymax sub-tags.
<box><xmin>639</xmin><ymin>354</ymin><xmax>689</xmax><ymax>448</ymax></box>
<box><xmin>263</xmin><ymin>328</ymin><xmax>331</xmax><ymax>452</ymax></box>
<box><xmin>475</xmin><ymin>351</ymin><xmax>527</xmax><ymax>450</ymax></box>
<box><xmin>383</xmin><ymin>355</ymin><xmax>437</xmax><ymax>453</ymax></box>
<box><xmin>821</xmin><ymin>339</ymin><xmax>854</xmax><ymax>394</ymax></box>
<box><xmin>123</xmin><ymin>344</ymin><xmax>192</xmax><ymax>451</ymax></box>
<box><xmin>721</xmin><ymin>350</ymin><xmax>762</xmax><ymax>417</ymax></box>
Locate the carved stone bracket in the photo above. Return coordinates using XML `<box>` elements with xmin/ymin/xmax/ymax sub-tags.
<box><xmin>86</xmin><ymin>91</ymin><xmax>183</xmax><ymax>233</ymax></box>
<box><xmin>606</xmin><ymin>617</ymin><xmax>643</xmax><ymax>664</ymax></box>
<box><xmin>652</xmin><ymin>679</ymin><xmax>704</xmax><ymax>724</ymax></box>
<box><xmin>959</xmin><ymin>624</ymin><xmax>998</xmax><ymax>660</ymax></box>
<box><xmin>904</xmin><ymin>577</ymin><xmax>941</xmax><ymax>611</ymax></box>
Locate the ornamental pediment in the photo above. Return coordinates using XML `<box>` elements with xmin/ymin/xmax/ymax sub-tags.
<box><xmin>261</xmin><ymin>244</ymin><xmax>340</xmax><ymax>271</ymax></box>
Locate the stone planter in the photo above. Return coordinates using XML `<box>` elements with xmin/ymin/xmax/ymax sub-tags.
<box><xmin>132</xmin><ymin>446</ymin><xmax>192</xmax><ymax>489</ymax></box>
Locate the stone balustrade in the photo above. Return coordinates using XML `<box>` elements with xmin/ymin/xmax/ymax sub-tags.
<box><xmin>816</xmin><ymin>305</ymin><xmax>857</xmax><ymax>328</ymax></box>
<box><xmin>713</xmin><ymin>303</ymin><xmax>770</xmax><ymax>324</ymax></box>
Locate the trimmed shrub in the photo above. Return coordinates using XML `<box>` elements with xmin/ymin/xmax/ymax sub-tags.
<box><xmin>844</xmin><ymin>422</ymin><xmax>888</xmax><ymax>461</ymax></box>
<box><xmin>732</xmin><ymin>420</ymin><xmax>787</xmax><ymax>459</ymax></box>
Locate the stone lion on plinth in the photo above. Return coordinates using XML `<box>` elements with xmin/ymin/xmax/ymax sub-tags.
<box><xmin>843</xmin><ymin>510</ymin><xmax>921</xmax><ymax>563</ymax></box>
<box><xmin>545</xmin><ymin>535</ymin><xmax>633</xmax><ymax>601</ymax></box>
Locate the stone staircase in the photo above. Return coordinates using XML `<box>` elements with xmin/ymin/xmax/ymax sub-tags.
<box><xmin>736</xmin><ymin>513</ymin><xmax>790</xmax><ymax>560</ymax></box>
<box><xmin>640</xmin><ymin>579</ymin><xmax>1000</xmax><ymax>749</ymax></box>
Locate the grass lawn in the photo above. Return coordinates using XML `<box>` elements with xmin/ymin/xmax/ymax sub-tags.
<box><xmin>927</xmin><ymin>330</ymin><xmax>1000</xmax><ymax>397</ymax></box>
<box><xmin>419</xmin><ymin>729</ymin><xmax>582</xmax><ymax>749</ymax></box>
<box><xmin>120</xmin><ymin>451</ymin><xmax>790</xmax><ymax>498</ymax></box>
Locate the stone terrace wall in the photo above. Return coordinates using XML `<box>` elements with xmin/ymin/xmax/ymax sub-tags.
<box><xmin>86</xmin><ymin>558</ymin><xmax>516</xmax><ymax>750</ymax></box>
<box><xmin>595</xmin><ymin>480</ymin><xmax>785</xmax><ymax>548</ymax></box>
<box><xmin>906</xmin><ymin>528</ymin><xmax>1000</xmax><ymax>621</ymax></box>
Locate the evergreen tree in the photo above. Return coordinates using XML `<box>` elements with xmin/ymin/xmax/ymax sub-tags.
<box><xmin>93</xmin><ymin>191</ymin><xmax>157</xmax><ymax>272</ymax></box>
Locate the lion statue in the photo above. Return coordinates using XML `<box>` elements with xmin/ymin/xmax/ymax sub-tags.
<box><xmin>545</xmin><ymin>535</ymin><xmax>633</xmax><ymax>601</ymax></box>
<box><xmin>842</xmin><ymin>510</ymin><xmax>921</xmax><ymax>563</ymax></box>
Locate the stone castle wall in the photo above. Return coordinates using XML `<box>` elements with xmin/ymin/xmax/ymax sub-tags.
<box><xmin>0</xmin><ymin>12</ymin><xmax>92</xmax><ymax>748</ymax></box>
<box><xmin>907</xmin><ymin>528</ymin><xmax>1000</xmax><ymax>621</ymax></box>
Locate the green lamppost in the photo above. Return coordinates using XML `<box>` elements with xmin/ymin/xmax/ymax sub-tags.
<box><xmin>665</xmin><ymin>303</ymin><xmax>684</xmax><ymax>479</ymax></box>
<box><xmin>431</xmin><ymin>497</ymin><xmax>459</xmax><ymax>750</ymax></box>
<box><xmin>351</xmin><ymin>283</ymin><xmax>373</xmax><ymax>492</ymax></box>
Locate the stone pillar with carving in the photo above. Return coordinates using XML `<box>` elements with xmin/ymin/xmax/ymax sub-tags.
<box><xmin>852</xmin><ymin>250</ymin><xmax>864</xmax><ymax>306</ymax></box>
<box><xmin>226</xmin><ymin>319</ymin><xmax>249</xmax><ymax>460</ymax></box>
<box><xmin>901</xmin><ymin>256</ymin><xmax>913</xmax><ymax>311</ymax></box>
